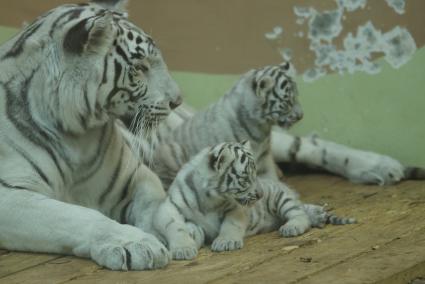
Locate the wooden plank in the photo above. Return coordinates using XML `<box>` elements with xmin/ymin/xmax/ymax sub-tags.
<box><xmin>0</xmin><ymin>252</ymin><xmax>60</xmax><ymax>279</ymax></box>
<box><xmin>0</xmin><ymin>257</ymin><xmax>99</xmax><ymax>284</ymax></box>
<box><xmin>206</xmin><ymin>200</ymin><xmax>425</xmax><ymax>284</ymax></box>
<box><xmin>0</xmin><ymin>251</ymin><xmax>8</xmax><ymax>256</ymax></box>
<box><xmin>296</xmin><ymin>227</ymin><xmax>425</xmax><ymax>284</ymax></box>
<box><xmin>0</xmin><ymin>177</ymin><xmax>423</xmax><ymax>284</ymax></box>
<box><xmin>56</xmin><ymin>180</ymin><xmax>423</xmax><ymax>283</ymax></box>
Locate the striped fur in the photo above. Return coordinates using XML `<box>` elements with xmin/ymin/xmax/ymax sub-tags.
<box><xmin>141</xmin><ymin>60</ymin><xmax>425</xmax><ymax>186</ymax></box>
<box><xmin>152</xmin><ymin>62</ymin><xmax>302</xmax><ymax>189</ymax></box>
<box><xmin>149</xmin><ymin>142</ymin><xmax>355</xmax><ymax>257</ymax></box>
<box><xmin>0</xmin><ymin>0</ymin><xmax>182</xmax><ymax>271</ymax></box>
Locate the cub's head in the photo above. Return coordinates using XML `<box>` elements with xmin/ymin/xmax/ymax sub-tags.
<box><xmin>242</xmin><ymin>62</ymin><xmax>303</xmax><ymax>129</ymax></box>
<box><xmin>8</xmin><ymin>0</ymin><xmax>181</xmax><ymax>134</ymax></box>
<box><xmin>208</xmin><ymin>141</ymin><xmax>262</xmax><ymax>206</ymax></box>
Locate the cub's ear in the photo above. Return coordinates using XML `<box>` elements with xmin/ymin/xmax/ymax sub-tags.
<box><xmin>63</xmin><ymin>12</ymin><xmax>114</xmax><ymax>55</ymax></box>
<box><xmin>253</xmin><ymin>76</ymin><xmax>273</xmax><ymax>98</ymax></box>
<box><xmin>279</xmin><ymin>61</ymin><xmax>297</xmax><ymax>77</ymax></box>
<box><xmin>91</xmin><ymin>0</ymin><xmax>129</xmax><ymax>13</ymax></box>
<box><xmin>241</xmin><ymin>140</ymin><xmax>252</xmax><ymax>152</ymax></box>
<box><xmin>209</xmin><ymin>145</ymin><xmax>232</xmax><ymax>172</ymax></box>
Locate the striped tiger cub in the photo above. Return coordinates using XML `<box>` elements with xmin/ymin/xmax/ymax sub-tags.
<box><xmin>0</xmin><ymin>0</ymin><xmax>182</xmax><ymax>271</ymax></box>
<box><xmin>152</xmin><ymin>62</ymin><xmax>301</xmax><ymax>188</ymax></box>
<box><xmin>148</xmin><ymin>142</ymin><xmax>355</xmax><ymax>259</ymax></box>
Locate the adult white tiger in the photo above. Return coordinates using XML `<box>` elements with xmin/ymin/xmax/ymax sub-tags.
<box><xmin>0</xmin><ymin>0</ymin><xmax>182</xmax><ymax>271</ymax></box>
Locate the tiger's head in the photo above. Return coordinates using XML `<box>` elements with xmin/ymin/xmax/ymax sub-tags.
<box><xmin>208</xmin><ymin>141</ymin><xmax>262</xmax><ymax>206</ymax></box>
<box><xmin>239</xmin><ymin>62</ymin><xmax>303</xmax><ymax>129</ymax></box>
<box><xmin>3</xmin><ymin>0</ymin><xmax>181</xmax><ymax>134</ymax></box>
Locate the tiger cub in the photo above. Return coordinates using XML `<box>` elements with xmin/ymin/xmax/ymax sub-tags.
<box><xmin>149</xmin><ymin>142</ymin><xmax>355</xmax><ymax>259</ymax></box>
<box><xmin>152</xmin><ymin>62</ymin><xmax>301</xmax><ymax>188</ymax></box>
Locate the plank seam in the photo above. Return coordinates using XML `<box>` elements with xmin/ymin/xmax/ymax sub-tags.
<box><xmin>0</xmin><ymin>255</ymin><xmax>63</xmax><ymax>279</ymax></box>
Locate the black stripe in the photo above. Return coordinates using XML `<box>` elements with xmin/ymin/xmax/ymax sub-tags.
<box><xmin>4</xmin><ymin>69</ymin><xmax>68</xmax><ymax>183</ymax></box>
<box><xmin>282</xmin><ymin>205</ymin><xmax>301</xmax><ymax>217</ymax></box>
<box><xmin>120</xmin><ymin>200</ymin><xmax>132</xmax><ymax>224</ymax></box>
<box><xmin>124</xmin><ymin>248</ymin><xmax>132</xmax><ymax>270</ymax></box>
<box><xmin>169</xmin><ymin>196</ymin><xmax>185</xmax><ymax>216</ymax></box>
<box><xmin>177</xmin><ymin>183</ymin><xmax>192</xmax><ymax>211</ymax></box>
<box><xmin>2</xmin><ymin>21</ymin><xmax>44</xmax><ymax>59</ymax></box>
<box><xmin>5</xmin><ymin>139</ymin><xmax>51</xmax><ymax>186</ymax></box>
<box><xmin>75</xmin><ymin>122</ymin><xmax>114</xmax><ymax>185</ymax></box>
<box><xmin>344</xmin><ymin>158</ymin><xmax>350</xmax><ymax>167</ymax></box>
<box><xmin>185</xmin><ymin>172</ymin><xmax>204</xmax><ymax>214</ymax></box>
<box><xmin>115</xmin><ymin>45</ymin><xmax>132</xmax><ymax>66</ymax></box>
<box><xmin>289</xmin><ymin>136</ymin><xmax>301</xmax><ymax>162</ymax></box>
<box><xmin>280</xmin><ymin>198</ymin><xmax>292</xmax><ymax>209</ymax></box>
<box><xmin>102</xmin><ymin>56</ymin><xmax>109</xmax><ymax>83</ymax></box>
<box><xmin>49</xmin><ymin>8</ymin><xmax>83</xmax><ymax>37</ymax></box>
<box><xmin>116</xmin><ymin>171</ymin><xmax>134</xmax><ymax>205</ymax></box>
<box><xmin>99</xmin><ymin>144</ymin><xmax>124</xmax><ymax>204</ymax></box>
<box><xmin>275</xmin><ymin>190</ymin><xmax>284</xmax><ymax>207</ymax></box>
<box><xmin>236</xmin><ymin>105</ymin><xmax>264</xmax><ymax>143</ymax></box>
<box><xmin>248</xmin><ymin>210</ymin><xmax>261</xmax><ymax>232</ymax></box>
<box><xmin>0</xmin><ymin>178</ymin><xmax>28</xmax><ymax>190</ymax></box>
<box><xmin>321</xmin><ymin>149</ymin><xmax>328</xmax><ymax>166</ymax></box>
<box><xmin>111</xmin><ymin>169</ymin><xmax>135</xmax><ymax>220</ymax></box>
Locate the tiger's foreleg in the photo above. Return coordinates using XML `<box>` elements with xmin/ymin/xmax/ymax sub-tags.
<box><xmin>302</xmin><ymin>203</ymin><xmax>357</xmax><ymax>227</ymax></box>
<box><xmin>126</xmin><ymin>164</ymin><xmax>197</xmax><ymax>260</ymax></box>
<box><xmin>211</xmin><ymin>206</ymin><xmax>248</xmax><ymax>252</ymax></box>
<box><xmin>259</xmin><ymin>179</ymin><xmax>311</xmax><ymax>237</ymax></box>
<box><xmin>271</xmin><ymin>129</ymin><xmax>407</xmax><ymax>185</ymax></box>
<box><xmin>0</xmin><ymin>187</ymin><xmax>169</xmax><ymax>271</ymax></box>
<box><xmin>153</xmin><ymin>197</ymin><xmax>198</xmax><ymax>260</ymax></box>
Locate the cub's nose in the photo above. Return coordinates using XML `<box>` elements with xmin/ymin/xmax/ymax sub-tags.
<box><xmin>255</xmin><ymin>191</ymin><xmax>263</xmax><ymax>200</ymax></box>
<box><xmin>169</xmin><ymin>95</ymin><xmax>183</xmax><ymax>110</ymax></box>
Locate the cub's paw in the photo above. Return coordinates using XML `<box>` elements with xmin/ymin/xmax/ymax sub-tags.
<box><xmin>211</xmin><ymin>237</ymin><xmax>244</xmax><ymax>252</ymax></box>
<box><xmin>91</xmin><ymin>225</ymin><xmax>170</xmax><ymax>271</ymax></box>
<box><xmin>279</xmin><ymin>216</ymin><xmax>311</xmax><ymax>237</ymax></box>
<box><xmin>302</xmin><ymin>204</ymin><xmax>328</xmax><ymax>228</ymax></box>
<box><xmin>186</xmin><ymin>222</ymin><xmax>205</xmax><ymax>249</ymax></box>
<box><xmin>170</xmin><ymin>245</ymin><xmax>198</xmax><ymax>260</ymax></box>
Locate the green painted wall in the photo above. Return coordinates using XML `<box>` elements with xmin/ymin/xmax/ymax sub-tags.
<box><xmin>1</xmin><ymin>26</ymin><xmax>424</xmax><ymax>166</ymax></box>
<box><xmin>174</xmin><ymin>50</ymin><xmax>425</xmax><ymax>167</ymax></box>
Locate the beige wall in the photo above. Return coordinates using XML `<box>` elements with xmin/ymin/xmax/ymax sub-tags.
<box><xmin>1</xmin><ymin>0</ymin><xmax>424</xmax><ymax>74</ymax></box>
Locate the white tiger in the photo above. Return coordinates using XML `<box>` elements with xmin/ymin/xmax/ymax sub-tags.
<box><xmin>145</xmin><ymin>142</ymin><xmax>355</xmax><ymax>260</ymax></box>
<box><xmin>0</xmin><ymin>0</ymin><xmax>182</xmax><ymax>270</ymax></box>
<box><xmin>146</xmin><ymin>62</ymin><xmax>425</xmax><ymax>188</ymax></box>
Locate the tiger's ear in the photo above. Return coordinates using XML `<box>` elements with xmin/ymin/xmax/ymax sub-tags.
<box><xmin>241</xmin><ymin>140</ymin><xmax>252</xmax><ymax>152</ymax></box>
<box><xmin>63</xmin><ymin>12</ymin><xmax>114</xmax><ymax>55</ymax></box>
<box><xmin>209</xmin><ymin>146</ymin><xmax>232</xmax><ymax>172</ymax></box>
<box><xmin>280</xmin><ymin>61</ymin><xmax>297</xmax><ymax>77</ymax></box>
<box><xmin>91</xmin><ymin>0</ymin><xmax>129</xmax><ymax>13</ymax></box>
<box><xmin>253</xmin><ymin>76</ymin><xmax>273</xmax><ymax>98</ymax></box>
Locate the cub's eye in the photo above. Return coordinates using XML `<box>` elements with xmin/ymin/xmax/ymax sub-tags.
<box><xmin>135</xmin><ymin>64</ymin><xmax>150</xmax><ymax>73</ymax></box>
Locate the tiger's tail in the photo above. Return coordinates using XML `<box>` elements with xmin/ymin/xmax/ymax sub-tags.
<box><xmin>403</xmin><ymin>167</ymin><xmax>425</xmax><ymax>180</ymax></box>
<box><xmin>326</xmin><ymin>214</ymin><xmax>357</xmax><ymax>225</ymax></box>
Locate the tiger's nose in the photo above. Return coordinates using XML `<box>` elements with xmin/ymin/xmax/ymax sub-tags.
<box><xmin>169</xmin><ymin>95</ymin><xmax>183</xmax><ymax>110</ymax></box>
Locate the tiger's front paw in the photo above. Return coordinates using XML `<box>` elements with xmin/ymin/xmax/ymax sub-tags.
<box><xmin>91</xmin><ymin>225</ymin><xmax>170</xmax><ymax>271</ymax></box>
<box><xmin>211</xmin><ymin>237</ymin><xmax>244</xmax><ymax>252</ymax></box>
<box><xmin>186</xmin><ymin>222</ymin><xmax>205</xmax><ymax>249</ymax></box>
<box><xmin>346</xmin><ymin>155</ymin><xmax>404</xmax><ymax>185</ymax></box>
<box><xmin>170</xmin><ymin>245</ymin><xmax>198</xmax><ymax>260</ymax></box>
<box><xmin>169</xmin><ymin>235</ymin><xmax>198</xmax><ymax>260</ymax></box>
<box><xmin>279</xmin><ymin>215</ymin><xmax>311</xmax><ymax>237</ymax></box>
<box><xmin>302</xmin><ymin>203</ymin><xmax>328</xmax><ymax>228</ymax></box>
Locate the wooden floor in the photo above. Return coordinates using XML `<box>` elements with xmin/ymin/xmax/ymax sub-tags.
<box><xmin>1</xmin><ymin>174</ymin><xmax>424</xmax><ymax>284</ymax></box>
